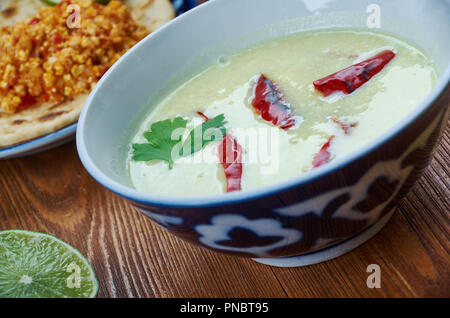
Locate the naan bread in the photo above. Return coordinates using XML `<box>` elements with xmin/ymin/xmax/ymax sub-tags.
<box><xmin>0</xmin><ymin>0</ymin><xmax>46</xmax><ymax>27</ymax></box>
<box><xmin>0</xmin><ymin>0</ymin><xmax>174</xmax><ymax>148</ymax></box>
<box><xmin>0</xmin><ymin>95</ymin><xmax>89</xmax><ymax>147</ymax></box>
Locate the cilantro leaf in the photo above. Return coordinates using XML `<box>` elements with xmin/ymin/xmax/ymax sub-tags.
<box><xmin>132</xmin><ymin>117</ymin><xmax>187</xmax><ymax>169</ymax></box>
<box><xmin>132</xmin><ymin>114</ymin><xmax>227</xmax><ymax>169</ymax></box>
<box><xmin>180</xmin><ymin>114</ymin><xmax>227</xmax><ymax>157</ymax></box>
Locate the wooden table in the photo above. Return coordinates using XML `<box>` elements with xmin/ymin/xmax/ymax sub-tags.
<box><xmin>0</xmin><ymin>122</ymin><xmax>448</xmax><ymax>298</ymax></box>
<box><xmin>1</xmin><ymin>0</ymin><xmax>449</xmax><ymax>297</ymax></box>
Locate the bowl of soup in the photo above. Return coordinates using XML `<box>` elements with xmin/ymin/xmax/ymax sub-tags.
<box><xmin>77</xmin><ymin>0</ymin><xmax>450</xmax><ymax>266</ymax></box>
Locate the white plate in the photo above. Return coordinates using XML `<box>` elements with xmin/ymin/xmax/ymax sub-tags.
<box><xmin>0</xmin><ymin>123</ymin><xmax>77</xmax><ymax>159</ymax></box>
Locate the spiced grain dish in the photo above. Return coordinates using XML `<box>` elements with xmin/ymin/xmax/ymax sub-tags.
<box><xmin>0</xmin><ymin>0</ymin><xmax>174</xmax><ymax>147</ymax></box>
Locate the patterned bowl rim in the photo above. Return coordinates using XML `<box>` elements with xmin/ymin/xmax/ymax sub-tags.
<box><xmin>77</xmin><ymin>0</ymin><xmax>450</xmax><ymax>208</ymax></box>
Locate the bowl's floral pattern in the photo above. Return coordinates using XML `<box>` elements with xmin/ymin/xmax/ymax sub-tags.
<box><xmin>133</xmin><ymin>85</ymin><xmax>449</xmax><ymax>258</ymax></box>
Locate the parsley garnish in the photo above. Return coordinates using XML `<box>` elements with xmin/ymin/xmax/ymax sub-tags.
<box><xmin>180</xmin><ymin>114</ymin><xmax>226</xmax><ymax>157</ymax></box>
<box><xmin>132</xmin><ymin>114</ymin><xmax>226</xmax><ymax>169</ymax></box>
<box><xmin>132</xmin><ymin>117</ymin><xmax>187</xmax><ymax>169</ymax></box>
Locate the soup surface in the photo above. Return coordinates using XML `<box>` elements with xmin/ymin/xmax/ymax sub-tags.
<box><xmin>128</xmin><ymin>29</ymin><xmax>438</xmax><ymax>197</ymax></box>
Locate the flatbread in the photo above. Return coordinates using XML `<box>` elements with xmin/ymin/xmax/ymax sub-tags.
<box><xmin>0</xmin><ymin>95</ymin><xmax>89</xmax><ymax>147</ymax></box>
<box><xmin>0</xmin><ymin>0</ymin><xmax>174</xmax><ymax>148</ymax></box>
<box><xmin>0</xmin><ymin>0</ymin><xmax>46</xmax><ymax>27</ymax></box>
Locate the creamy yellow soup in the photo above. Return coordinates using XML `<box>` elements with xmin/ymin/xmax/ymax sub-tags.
<box><xmin>129</xmin><ymin>29</ymin><xmax>438</xmax><ymax>197</ymax></box>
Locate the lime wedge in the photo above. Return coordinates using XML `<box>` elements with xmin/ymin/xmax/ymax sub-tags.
<box><xmin>0</xmin><ymin>230</ymin><xmax>98</xmax><ymax>298</ymax></box>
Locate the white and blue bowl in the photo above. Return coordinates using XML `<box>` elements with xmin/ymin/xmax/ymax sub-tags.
<box><xmin>77</xmin><ymin>0</ymin><xmax>450</xmax><ymax>266</ymax></box>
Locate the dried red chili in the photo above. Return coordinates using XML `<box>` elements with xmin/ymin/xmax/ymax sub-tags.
<box><xmin>196</xmin><ymin>111</ymin><xmax>210</xmax><ymax>122</ymax></box>
<box><xmin>312</xmin><ymin>136</ymin><xmax>335</xmax><ymax>169</ymax></box>
<box><xmin>313</xmin><ymin>50</ymin><xmax>396</xmax><ymax>96</ymax></box>
<box><xmin>331</xmin><ymin>118</ymin><xmax>357</xmax><ymax>135</ymax></box>
<box><xmin>196</xmin><ymin>111</ymin><xmax>243</xmax><ymax>192</ymax></box>
<box><xmin>251</xmin><ymin>74</ymin><xmax>297</xmax><ymax>129</ymax></box>
<box><xmin>219</xmin><ymin>134</ymin><xmax>243</xmax><ymax>192</ymax></box>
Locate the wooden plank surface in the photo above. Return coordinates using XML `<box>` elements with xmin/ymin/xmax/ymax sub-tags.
<box><xmin>0</xmin><ymin>123</ymin><xmax>448</xmax><ymax>298</ymax></box>
<box><xmin>0</xmin><ymin>0</ymin><xmax>448</xmax><ymax>298</ymax></box>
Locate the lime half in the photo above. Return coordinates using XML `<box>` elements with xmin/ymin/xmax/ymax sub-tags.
<box><xmin>0</xmin><ymin>230</ymin><xmax>98</xmax><ymax>298</ymax></box>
